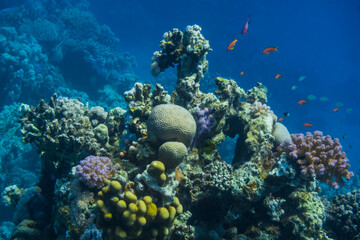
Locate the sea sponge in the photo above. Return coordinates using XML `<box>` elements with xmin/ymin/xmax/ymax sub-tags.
<box><xmin>158</xmin><ymin>141</ymin><xmax>188</xmax><ymax>169</ymax></box>
<box><xmin>272</xmin><ymin>122</ymin><xmax>291</xmax><ymax>146</ymax></box>
<box><xmin>147</xmin><ymin>104</ymin><xmax>196</xmax><ymax>147</ymax></box>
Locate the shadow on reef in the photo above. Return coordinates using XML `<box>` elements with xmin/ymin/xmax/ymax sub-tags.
<box><xmin>0</xmin><ymin>21</ymin><xmax>358</xmax><ymax>240</ymax></box>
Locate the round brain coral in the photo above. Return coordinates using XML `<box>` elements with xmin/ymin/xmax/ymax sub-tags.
<box><xmin>75</xmin><ymin>155</ymin><xmax>118</xmax><ymax>189</ymax></box>
<box><xmin>158</xmin><ymin>141</ymin><xmax>188</xmax><ymax>169</ymax></box>
<box><xmin>147</xmin><ymin>104</ymin><xmax>196</xmax><ymax>147</ymax></box>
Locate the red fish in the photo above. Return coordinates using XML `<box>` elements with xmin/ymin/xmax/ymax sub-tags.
<box><xmin>240</xmin><ymin>71</ymin><xmax>244</xmax><ymax>75</ymax></box>
<box><xmin>241</xmin><ymin>17</ymin><xmax>250</xmax><ymax>35</ymax></box>
<box><xmin>304</xmin><ymin>123</ymin><xmax>313</xmax><ymax>127</ymax></box>
<box><xmin>227</xmin><ymin>39</ymin><xmax>238</xmax><ymax>51</ymax></box>
<box><xmin>278</xmin><ymin>117</ymin><xmax>284</xmax><ymax>122</ymax></box>
<box><xmin>297</xmin><ymin>100</ymin><xmax>307</xmax><ymax>105</ymax></box>
<box><xmin>263</xmin><ymin>47</ymin><xmax>279</xmax><ymax>54</ymax></box>
<box><xmin>333</xmin><ymin>108</ymin><xmax>340</xmax><ymax>112</ymax></box>
<box><xmin>275</xmin><ymin>74</ymin><xmax>282</xmax><ymax>79</ymax></box>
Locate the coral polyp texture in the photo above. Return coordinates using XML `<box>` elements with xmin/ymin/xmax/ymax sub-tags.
<box><xmin>147</xmin><ymin>104</ymin><xmax>196</xmax><ymax>147</ymax></box>
<box><xmin>278</xmin><ymin>131</ymin><xmax>353</xmax><ymax>188</ymax></box>
<box><xmin>75</xmin><ymin>155</ymin><xmax>118</xmax><ymax>189</ymax></box>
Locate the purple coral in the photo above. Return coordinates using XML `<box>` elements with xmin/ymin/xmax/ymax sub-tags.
<box><xmin>75</xmin><ymin>156</ymin><xmax>118</xmax><ymax>189</ymax></box>
<box><xmin>278</xmin><ymin>131</ymin><xmax>353</xmax><ymax>189</ymax></box>
<box><xmin>191</xmin><ymin>107</ymin><xmax>214</xmax><ymax>147</ymax></box>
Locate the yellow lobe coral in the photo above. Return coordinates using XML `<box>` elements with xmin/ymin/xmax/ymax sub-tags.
<box><xmin>157</xmin><ymin>207</ymin><xmax>170</xmax><ymax>221</ymax></box>
<box><xmin>147</xmin><ymin>161</ymin><xmax>165</xmax><ymax>176</ymax></box>
<box><xmin>158</xmin><ymin>173</ymin><xmax>167</xmax><ymax>185</ymax></box>
<box><xmin>115</xmin><ymin>226</ymin><xmax>127</xmax><ymax>239</ymax></box>
<box><xmin>111</xmin><ymin>197</ymin><xmax>119</xmax><ymax>204</ymax></box>
<box><xmin>137</xmin><ymin>216</ymin><xmax>147</xmax><ymax>226</ymax></box>
<box><xmin>137</xmin><ymin>200</ymin><xmax>147</xmax><ymax>215</ymax></box>
<box><xmin>110</xmin><ymin>180</ymin><xmax>122</xmax><ymax>192</ymax></box>
<box><xmin>176</xmin><ymin>204</ymin><xmax>183</xmax><ymax>214</ymax></box>
<box><xmin>102</xmin><ymin>186</ymin><xmax>110</xmax><ymax>194</ymax></box>
<box><xmin>146</xmin><ymin>202</ymin><xmax>158</xmax><ymax>221</ymax></box>
<box><xmin>143</xmin><ymin>196</ymin><xmax>152</xmax><ymax>205</ymax></box>
<box><xmin>117</xmin><ymin>200</ymin><xmax>127</xmax><ymax>212</ymax></box>
<box><xmin>104</xmin><ymin>212</ymin><xmax>112</xmax><ymax>221</ymax></box>
<box><xmin>168</xmin><ymin>206</ymin><xmax>176</xmax><ymax>222</ymax></box>
<box><xmin>128</xmin><ymin>203</ymin><xmax>138</xmax><ymax>213</ymax></box>
<box><xmin>124</xmin><ymin>191</ymin><xmax>137</xmax><ymax>203</ymax></box>
<box><xmin>173</xmin><ymin>196</ymin><xmax>180</xmax><ymax>207</ymax></box>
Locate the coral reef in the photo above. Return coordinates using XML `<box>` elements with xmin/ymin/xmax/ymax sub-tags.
<box><xmin>278</xmin><ymin>131</ymin><xmax>353</xmax><ymax>188</ymax></box>
<box><xmin>0</xmin><ymin>27</ymin><xmax>64</xmax><ymax>105</ymax></box>
<box><xmin>7</xmin><ymin>23</ymin><xmax>354</xmax><ymax>240</ymax></box>
<box><xmin>325</xmin><ymin>189</ymin><xmax>360</xmax><ymax>239</ymax></box>
<box><xmin>20</xmin><ymin>93</ymin><xmax>126</xmax><ymax>178</ymax></box>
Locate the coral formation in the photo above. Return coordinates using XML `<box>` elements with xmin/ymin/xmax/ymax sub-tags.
<box><xmin>325</xmin><ymin>189</ymin><xmax>360</xmax><ymax>239</ymax></box>
<box><xmin>278</xmin><ymin>131</ymin><xmax>353</xmax><ymax>188</ymax></box>
<box><xmin>21</xmin><ymin>93</ymin><xmax>126</xmax><ymax>178</ymax></box>
<box><xmin>5</xmin><ymin>22</ymin><xmax>354</xmax><ymax>240</ymax></box>
<box><xmin>147</xmin><ymin>104</ymin><xmax>197</xmax><ymax>147</ymax></box>
<box><xmin>75</xmin><ymin>155</ymin><xmax>118</xmax><ymax>189</ymax></box>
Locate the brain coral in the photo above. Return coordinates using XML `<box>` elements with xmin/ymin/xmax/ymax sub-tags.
<box><xmin>158</xmin><ymin>141</ymin><xmax>188</xmax><ymax>169</ymax></box>
<box><xmin>272</xmin><ymin>122</ymin><xmax>291</xmax><ymax>146</ymax></box>
<box><xmin>147</xmin><ymin>104</ymin><xmax>196</xmax><ymax>147</ymax></box>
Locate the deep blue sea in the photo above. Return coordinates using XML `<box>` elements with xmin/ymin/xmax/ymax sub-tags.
<box><xmin>0</xmin><ymin>0</ymin><xmax>359</xmax><ymax>239</ymax></box>
<box><xmin>88</xmin><ymin>0</ymin><xmax>360</xmax><ymax>167</ymax></box>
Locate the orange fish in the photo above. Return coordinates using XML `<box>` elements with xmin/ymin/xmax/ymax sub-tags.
<box><xmin>240</xmin><ymin>71</ymin><xmax>244</xmax><ymax>75</ymax></box>
<box><xmin>304</xmin><ymin>123</ymin><xmax>313</xmax><ymax>127</ymax></box>
<box><xmin>275</xmin><ymin>74</ymin><xmax>282</xmax><ymax>79</ymax></box>
<box><xmin>241</xmin><ymin>17</ymin><xmax>250</xmax><ymax>35</ymax></box>
<box><xmin>333</xmin><ymin>108</ymin><xmax>340</xmax><ymax>112</ymax></box>
<box><xmin>227</xmin><ymin>39</ymin><xmax>238</xmax><ymax>51</ymax></box>
<box><xmin>263</xmin><ymin>47</ymin><xmax>279</xmax><ymax>54</ymax></box>
<box><xmin>278</xmin><ymin>117</ymin><xmax>284</xmax><ymax>122</ymax></box>
<box><xmin>298</xmin><ymin>100</ymin><xmax>307</xmax><ymax>105</ymax></box>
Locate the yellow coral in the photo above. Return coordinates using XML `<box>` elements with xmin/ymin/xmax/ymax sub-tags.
<box><xmin>157</xmin><ymin>207</ymin><xmax>170</xmax><ymax>221</ymax></box>
<box><xmin>124</xmin><ymin>191</ymin><xmax>137</xmax><ymax>203</ymax></box>
<box><xmin>146</xmin><ymin>202</ymin><xmax>158</xmax><ymax>221</ymax></box>
<box><xmin>110</xmin><ymin>180</ymin><xmax>122</xmax><ymax>192</ymax></box>
<box><xmin>147</xmin><ymin>161</ymin><xmax>165</xmax><ymax>176</ymax></box>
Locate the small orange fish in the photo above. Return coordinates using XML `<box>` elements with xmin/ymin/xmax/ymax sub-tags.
<box><xmin>240</xmin><ymin>71</ymin><xmax>244</xmax><ymax>75</ymax></box>
<box><xmin>278</xmin><ymin>117</ymin><xmax>284</xmax><ymax>122</ymax></box>
<box><xmin>298</xmin><ymin>100</ymin><xmax>307</xmax><ymax>105</ymax></box>
<box><xmin>333</xmin><ymin>108</ymin><xmax>340</xmax><ymax>112</ymax></box>
<box><xmin>263</xmin><ymin>47</ymin><xmax>279</xmax><ymax>54</ymax></box>
<box><xmin>227</xmin><ymin>39</ymin><xmax>238</xmax><ymax>51</ymax></box>
<box><xmin>241</xmin><ymin>17</ymin><xmax>250</xmax><ymax>35</ymax></box>
<box><xmin>275</xmin><ymin>73</ymin><xmax>282</xmax><ymax>79</ymax></box>
<box><xmin>304</xmin><ymin>123</ymin><xmax>313</xmax><ymax>127</ymax></box>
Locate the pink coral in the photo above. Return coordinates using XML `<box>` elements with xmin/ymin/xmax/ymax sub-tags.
<box><xmin>75</xmin><ymin>155</ymin><xmax>118</xmax><ymax>189</ymax></box>
<box><xmin>278</xmin><ymin>131</ymin><xmax>353</xmax><ymax>188</ymax></box>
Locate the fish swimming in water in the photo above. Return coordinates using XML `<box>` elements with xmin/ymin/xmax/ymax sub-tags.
<box><xmin>298</xmin><ymin>100</ymin><xmax>307</xmax><ymax>105</ymax></box>
<box><xmin>241</xmin><ymin>17</ymin><xmax>250</xmax><ymax>34</ymax></box>
<box><xmin>227</xmin><ymin>39</ymin><xmax>238</xmax><ymax>51</ymax></box>
<box><xmin>263</xmin><ymin>47</ymin><xmax>278</xmax><ymax>54</ymax></box>
<box><xmin>303</xmin><ymin>123</ymin><xmax>313</xmax><ymax>127</ymax></box>
<box><xmin>275</xmin><ymin>73</ymin><xmax>282</xmax><ymax>79</ymax></box>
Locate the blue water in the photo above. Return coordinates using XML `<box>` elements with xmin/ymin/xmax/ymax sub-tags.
<box><xmin>0</xmin><ymin>0</ymin><xmax>360</xmax><ymax>238</ymax></box>
<box><xmin>90</xmin><ymin>0</ymin><xmax>360</xmax><ymax>168</ymax></box>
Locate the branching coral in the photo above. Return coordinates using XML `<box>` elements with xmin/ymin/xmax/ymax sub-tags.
<box><xmin>75</xmin><ymin>156</ymin><xmax>118</xmax><ymax>189</ymax></box>
<box><xmin>278</xmin><ymin>131</ymin><xmax>353</xmax><ymax>188</ymax></box>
